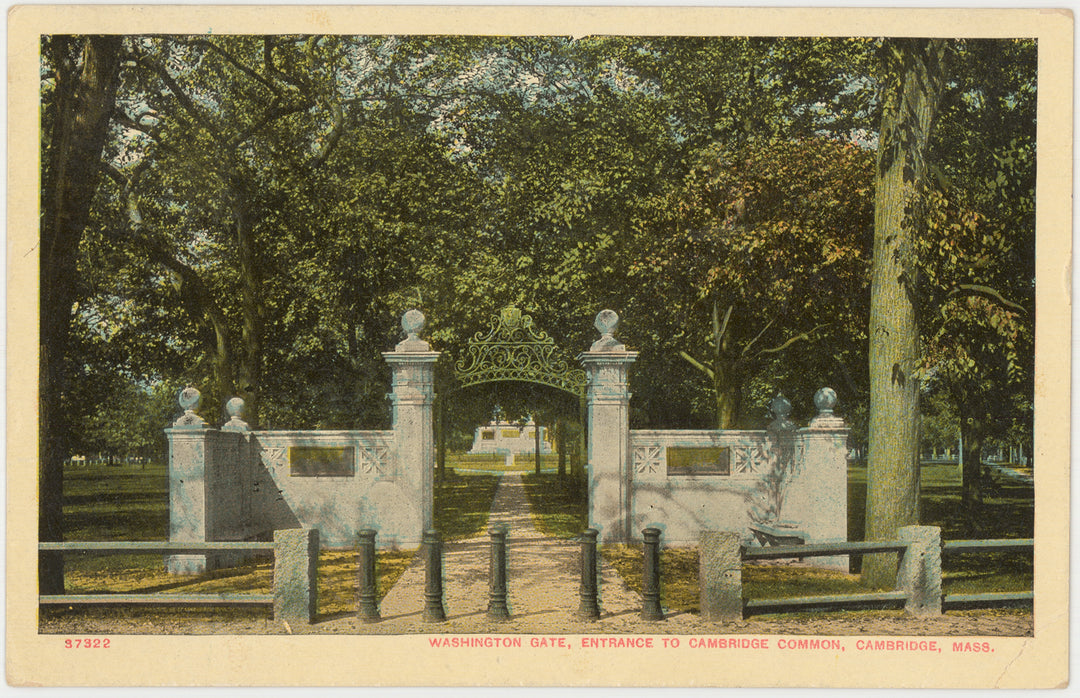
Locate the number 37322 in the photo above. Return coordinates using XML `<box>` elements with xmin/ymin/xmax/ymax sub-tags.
<box><xmin>64</xmin><ymin>638</ymin><xmax>110</xmax><ymax>649</ymax></box>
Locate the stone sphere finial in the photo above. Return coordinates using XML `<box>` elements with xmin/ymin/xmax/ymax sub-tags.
<box><xmin>769</xmin><ymin>393</ymin><xmax>792</xmax><ymax>420</ymax></box>
<box><xmin>594</xmin><ymin>309</ymin><xmax>619</xmax><ymax>336</ymax></box>
<box><xmin>402</xmin><ymin>309</ymin><xmax>425</xmax><ymax>340</ymax></box>
<box><xmin>179</xmin><ymin>387</ymin><xmax>201</xmax><ymax>412</ymax></box>
<box><xmin>226</xmin><ymin>397</ymin><xmax>245</xmax><ymax>419</ymax></box>
<box><xmin>394</xmin><ymin>309</ymin><xmax>431</xmax><ymax>351</ymax></box>
<box><xmin>809</xmin><ymin>387</ymin><xmax>844</xmax><ymax>429</ymax></box>
<box><xmin>173</xmin><ymin>387</ymin><xmax>207</xmax><ymax>428</ymax></box>
<box><xmin>589</xmin><ymin>309</ymin><xmax>625</xmax><ymax>351</ymax></box>
<box><xmin>814</xmin><ymin>387</ymin><xmax>838</xmax><ymax>415</ymax></box>
<box><xmin>223</xmin><ymin>396</ymin><xmax>249</xmax><ymax>431</ymax></box>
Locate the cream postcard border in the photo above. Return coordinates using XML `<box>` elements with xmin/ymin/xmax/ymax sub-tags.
<box><xmin>6</xmin><ymin>4</ymin><xmax>1072</xmax><ymax>688</ymax></box>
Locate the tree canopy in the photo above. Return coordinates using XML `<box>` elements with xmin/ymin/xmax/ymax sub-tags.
<box><xmin>41</xmin><ymin>35</ymin><xmax>1037</xmax><ymax>583</ymax></box>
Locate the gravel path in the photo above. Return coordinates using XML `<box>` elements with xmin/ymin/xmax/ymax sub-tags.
<box><xmin>334</xmin><ymin>471</ymin><xmax>647</xmax><ymax>634</ymax></box>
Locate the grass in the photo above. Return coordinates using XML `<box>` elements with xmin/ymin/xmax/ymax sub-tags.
<box><xmin>601</xmin><ymin>461</ymin><xmax>1034</xmax><ymax>612</ymax></box>
<box><xmin>602</xmin><ymin>546</ymin><xmax>887</xmax><ymax>614</ymax></box>
<box><xmin>445</xmin><ymin>452</ymin><xmax>561</xmax><ymax>473</ymax></box>
<box><xmin>49</xmin><ymin>462</ymin><xmax>489</xmax><ymax>620</ymax></box>
<box><xmin>519</xmin><ymin>473</ymin><xmax>588</xmax><ymax>538</ymax></box>
<box><xmin>848</xmin><ymin>462</ymin><xmax>1033</xmax><ymax>595</ymax></box>
<box><xmin>433</xmin><ymin>471</ymin><xmax>502</xmax><ymax>540</ymax></box>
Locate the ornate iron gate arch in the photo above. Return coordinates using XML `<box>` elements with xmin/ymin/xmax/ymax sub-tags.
<box><xmin>437</xmin><ymin>305</ymin><xmax>586</xmax><ymax>480</ymax></box>
<box><xmin>453</xmin><ymin>305</ymin><xmax>586</xmax><ymax>397</ymax></box>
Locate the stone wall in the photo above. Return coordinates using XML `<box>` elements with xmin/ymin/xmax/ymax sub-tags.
<box><xmin>166</xmin><ymin>311</ymin><xmax>438</xmax><ymax>573</ymax></box>
<box><xmin>580</xmin><ymin>311</ymin><xmax>848</xmax><ymax>569</ymax></box>
<box><xmin>253</xmin><ymin>430</ymin><xmax>412</xmax><ymax>548</ymax></box>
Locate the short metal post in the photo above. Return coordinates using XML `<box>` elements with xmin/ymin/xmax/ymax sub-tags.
<box><xmin>423</xmin><ymin>529</ymin><xmax>446</xmax><ymax>622</ymax></box>
<box><xmin>357</xmin><ymin>529</ymin><xmax>380</xmax><ymax>622</ymax></box>
<box><xmin>641</xmin><ymin>527</ymin><xmax>664</xmax><ymax>621</ymax></box>
<box><xmin>578</xmin><ymin>528</ymin><xmax>600</xmax><ymax>620</ymax></box>
<box><xmin>487</xmin><ymin>524</ymin><xmax>510</xmax><ymax>620</ymax></box>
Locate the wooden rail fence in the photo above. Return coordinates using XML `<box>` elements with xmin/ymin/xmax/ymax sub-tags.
<box><xmin>38</xmin><ymin>528</ymin><xmax>319</xmax><ymax>623</ymax></box>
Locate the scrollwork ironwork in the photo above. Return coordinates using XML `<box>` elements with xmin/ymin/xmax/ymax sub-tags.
<box><xmin>454</xmin><ymin>306</ymin><xmax>586</xmax><ymax>397</ymax></box>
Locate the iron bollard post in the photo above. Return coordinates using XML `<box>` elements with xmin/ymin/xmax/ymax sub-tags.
<box><xmin>578</xmin><ymin>528</ymin><xmax>600</xmax><ymax>620</ymax></box>
<box><xmin>357</xmin><ymin>529</ymin><xmax>380</xmax><ymax>622</ymax></box>
<box><xmin>487</xmin><ymin>524</ymin><xmax>510</xmax><ymax>620</ymax></box>
<box><xmin>641</xmin><ymin>527</ymin><xmax>665</xmax><ymax>621</ymax></box>
<box><xmin>423</xmin><ymin>529</ymin><xmax>447</xmax><ymax>622</ymax></box>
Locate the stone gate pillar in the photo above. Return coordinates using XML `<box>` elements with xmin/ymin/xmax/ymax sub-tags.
<box><xmin>579</xmin><ymin>310</ymin><xmax>637</xmax><ymax>543</ymax></box>
<box><xmin>790</xmin><ymin>387</ymin><xmax>850</xmax><ymax>570</ymax></box>
<box><xmin>383</xmin><ymin>310</ymin><xmax>440</xmax><ymax>544</ymax></box>
<box><xmin>165</xmin><ymin>387</ymin><xmax>214</xmax><ymax>574</ymax></box>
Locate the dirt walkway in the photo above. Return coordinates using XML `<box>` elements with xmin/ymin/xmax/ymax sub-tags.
<box><xmin>328</xmin><ymin>471</ymin><xmax>646</xmax><ymax>634</ymax></box>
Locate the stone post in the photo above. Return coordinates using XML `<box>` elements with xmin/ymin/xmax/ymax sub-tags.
<box><xmin>789</xmin><ymin>388</ymin><xmax>850</xmax><ymax>570</ymax></box>
<box><xmin>273</xmin><ymin>527</ymin><xmax>319</xmax><ymax>624</ymax></box>
<box><xmin>897</xmin><ymin>525</ymin><xmax>942</xmax><ymax>616</ymax></box>
<box><xmin>578</xmin><ymin>310</ymin><xmax>638</xmax><ymax>543</ymax></box>
<box><xmin>166</xmin><ymin>387</ymin><xmax>215</xmax><ymax>575</ymax></box>
<box><xmin>383</xmin><ymin>310</ymin><xmax>440</xmax><ymax>545</ymax></box>
<box><xmin>699</xmin><ymin>531</ymin><xmax>743</xmax><ymax>621</ymax></box>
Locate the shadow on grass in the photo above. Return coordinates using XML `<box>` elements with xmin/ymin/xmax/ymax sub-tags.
<box><xmin>520</xmin><ymin>473</ymin><xmax>587</xmax><ymax>539</ymax></box>
<box><xmin>434</xmin><ymin>472</ymin><xmax>503</xmax><ymax>541</ymax></box>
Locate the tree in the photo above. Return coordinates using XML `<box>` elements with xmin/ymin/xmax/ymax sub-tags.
<box><xmin>630</xmin><ymin>137</ymin><xmax>875</xmax><ymax>428</ymax></box>
<box><xmin>863</xmin><ymin>38</ymin><xmax>949</xmax><ymax>587</ymax></box>
<box><xmin>919</xmin><ymin>39</ymin><xmax>1036</xmax><ymax>520</ymax></box>
<box><xmin>39</xmin><ymin>35</ymin><xmax>124</xmax><ymax>593</ymax></box>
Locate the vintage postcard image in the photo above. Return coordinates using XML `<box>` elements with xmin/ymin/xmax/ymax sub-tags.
<box><xmin>6</xmin><ymin>4</ymin><xmax>1072</xmax><ymax>688</ymax></box>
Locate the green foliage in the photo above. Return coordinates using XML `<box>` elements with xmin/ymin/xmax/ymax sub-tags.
<box><xmin>631</xmin><ymin>136</ymin><xmax>874</xmax><ymax>427</ymax></box>
<box><xmin>46</xmin><ymin>35</ymin><xmax>1034</xmax><ymax>473</ymax></box>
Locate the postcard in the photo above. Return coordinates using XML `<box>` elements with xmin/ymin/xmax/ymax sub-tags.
<box><xmin>7</xmin><ymin>3</ymin><xmax>1072</xmax><ymax>688</ymax></box>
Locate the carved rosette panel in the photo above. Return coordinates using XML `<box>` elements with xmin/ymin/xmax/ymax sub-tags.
<box><xmin>731</xmin><ymin>442</ymin><xmax>770</xmax><ymax>475</ymax></box>
<box><xmin>359</xmin><ymin>442</ymin><xmax>392</xmax><ymax>475</ymax></box>
<box><xmin>454</xmin><ymin>306</ymin><xmax>586</xmax><ymax>396</ymax></box>
<box><xmin>260</xmin><ymin>446</ymin><xmax>287</xmax><ymax>470</ymax></box>
<box><xmin>633</xmin><ymin>445</ymin><xmax>664</xmax><ymax>475</ymax></box>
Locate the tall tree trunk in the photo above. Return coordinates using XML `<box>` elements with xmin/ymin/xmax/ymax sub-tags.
<box><xmin>39</xmin><ymin>35</ymin><xmax>123</xmax><ymax>594</ymax></box>
<box><xmin>232</xmin><ymin>187</ymin><xmax>264</xmax><ymax>428</ymax></box>
<box><xmin>862</xmin><ymin>39</ymin><xmax>947</xmax><ymax>588</ymax></box>
<box><xmin>714</xmin><ymin>360</ymin><xmax>740</xmax><ymax>429</ymax></box>
<box><xmin>959</xmin><ymin>408</ymin><xmax>984</xmax><ymax>532</ymax></box>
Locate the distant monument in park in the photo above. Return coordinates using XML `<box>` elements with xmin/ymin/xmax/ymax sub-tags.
<box><xmin>467</xmin><ymin>418</ymin><xmax>553</xmax><ymax>456</ymax></box>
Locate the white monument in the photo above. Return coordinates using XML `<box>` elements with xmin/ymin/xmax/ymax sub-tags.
<box><xmin>468</xmin><ymin>419</ymin><xmax>553</xmax><ymax>455</ymax></box>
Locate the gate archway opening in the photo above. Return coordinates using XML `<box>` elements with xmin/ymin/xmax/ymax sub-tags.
<box><xmin>437</xmin><ymin>306</ymin><xmax>587</xmax><ymax>483</ymax></box>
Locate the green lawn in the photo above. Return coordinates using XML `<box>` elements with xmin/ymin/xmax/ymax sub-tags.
<box><xmin>445</xmin><ymin>452</ymin><xmax>561</xmax><ymax>473</ymax></box>
<box><xmin>50</xmin><ymin>463</ymin><xmax>499</xmax><ymax>618</ymax></box>
<box><xmin>433</xmin><ymin>471</ymin><xmax>502</xmax><ymax>540</ymax></box>
<box><xmin>602</xmin><ymin>462</ymin><xmax>1034</xmax><ymax>612</ymax></box>
<box><xmin>520</xmin><ymin>472</ymin><xmax>588</xmax><ymax>538</ymax></box>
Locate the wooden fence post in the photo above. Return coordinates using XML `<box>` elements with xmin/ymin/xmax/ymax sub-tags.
<box><xmin>896</xmin><ymin>525</ymin><xmax>942</xmax><ymax>616</ymax></box>
<box><xmin>273</xmin><ymin>528</ymin><xmax>319</xmax><ymax>624</ymax></box>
